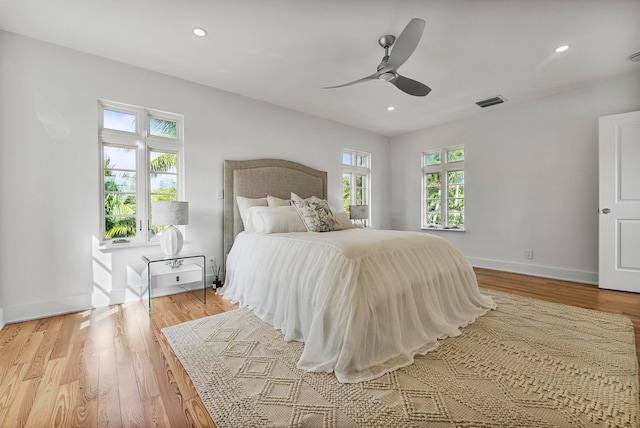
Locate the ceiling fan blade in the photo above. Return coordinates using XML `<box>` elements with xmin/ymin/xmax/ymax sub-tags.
<box><xmin>323</xmin><ymin>73</ymin><xmax>378</xmax><ymax>89</ymax></box>
<box><xmin>390</xmin><ymin>74</ymin><xmax>431</xmax><ymax>96</ymax></box>
<box><xmin>384</xmin><ymin>18</ymin><xmax>425</xmax><ymax>72</ymax></box>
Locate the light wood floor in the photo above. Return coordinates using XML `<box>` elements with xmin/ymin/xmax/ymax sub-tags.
<box><xmin>0</xmin><ymin>268</ymin><xmax>639</xmax><ymax>427</ymax></box>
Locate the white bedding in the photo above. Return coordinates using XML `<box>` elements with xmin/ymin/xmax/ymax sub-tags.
<box><xmin>220</xmin><ymin>228</ymin><xmax>496</xmax><ymax>383</ymax></box>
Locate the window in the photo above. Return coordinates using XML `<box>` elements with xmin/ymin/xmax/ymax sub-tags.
<box><xmin>422</xmin><ymin>146</ymin><xmax>464</xmax><ymax>230</ymax></box>
<box><xmin>342</xmin><ymin>149</ymin><xmax>370</xmax><ymax>219</ymax></box>
<box><xmin>99</xmin><ymin>100</ymin><xmax>184</xmax><ymax>245</ymax></box>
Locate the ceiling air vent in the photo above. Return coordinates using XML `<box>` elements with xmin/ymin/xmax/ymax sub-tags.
<box><xmin>476</xmin><ymin>95</ymin><xmax>506</xmax><ymax>108</ymax></box>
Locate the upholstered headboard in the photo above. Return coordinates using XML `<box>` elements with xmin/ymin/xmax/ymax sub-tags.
<box><xmin>223</xmin><ymin>159</ymin><xmax>328</xmax><ymax>265</ymax></box>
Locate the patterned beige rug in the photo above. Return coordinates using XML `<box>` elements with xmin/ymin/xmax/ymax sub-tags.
<box><xmin>162</xmin><ymin>289</ymin><xmax>639</xmax><ymax>427</ymax></box>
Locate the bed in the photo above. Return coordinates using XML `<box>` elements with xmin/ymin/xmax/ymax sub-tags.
<box><xmin>219</xmin><ymin>159</ymin><xmax>496</xmax><ymax>383</ymax></box>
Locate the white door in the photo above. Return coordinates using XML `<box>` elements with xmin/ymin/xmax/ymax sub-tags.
<box><xmin>599</xmin><ymin>110</ymin><xmax>640</xmax><ymax>292</ymax></box>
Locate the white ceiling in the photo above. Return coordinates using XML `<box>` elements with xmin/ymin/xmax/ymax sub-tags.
<box><xmin>1</xmin><ymin>0</ymin><xmax>639</xmax><ymax>137</ymax></box>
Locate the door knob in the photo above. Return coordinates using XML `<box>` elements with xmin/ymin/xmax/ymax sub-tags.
<box><xmin>600</xmin><ymin>208</ymin><xmax>611</xmax><ymax>214</ymax></box>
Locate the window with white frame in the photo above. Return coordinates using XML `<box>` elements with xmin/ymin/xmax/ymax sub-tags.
<box><xmin>422</xmin><ymin>146</ymin><xmax>464</xmax><ymax>229</ymax></box>
<box><xmin>99</xmin><ymin>100</ymin><xmax>184</xmax><ymax>245</ymax></box>
<box><xmin>342</xmin><ymin>149</ymin><xmax>370</xmax><ymax>220</ymax></box>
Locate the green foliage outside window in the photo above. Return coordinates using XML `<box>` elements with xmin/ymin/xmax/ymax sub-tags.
<box><xmin>447</xmin><ymin>170</ymin><xmax>464</xmax><ymax>226</ymax></box>
<box><xmin>150</xmin><ymin>118</ymin><xmax>177</xmax><ymax>138</ymax></box>
<box><xmin>426</xmin><ymin>173</ymin><xmax>441</xmax><ymax>225</ymax></box>
<box><xmin>343</xmin><ymin>151</ymin><xmax>370</xmax><ymax>220</ymax></box>
<box><xmin>343</xmin><ymin>174</ymin><xmax>351</xmax><ymax>214</ymax></box>
<box><xmin>104</xmin><ymin>156</ymin><xmax>136</xmax><ymax>238</ymax></box>
<box><xmin>426</xmin><ymin>153</ymin><xmax>441</xmax><ymax>165</ymax></box>
<box><xmin>447</xmin><ymin>149</ymin><xmax>464</xmax><ymax>162</ymax></box>
<box><xmin>104</xmin><ymin>153</ymin><xmax>178</xmax><ymax>239</ymax></box>
<box><xmin>424</xmin><ymin>148</ymin><xmax>464</xmax><ymax>227</ymax></box>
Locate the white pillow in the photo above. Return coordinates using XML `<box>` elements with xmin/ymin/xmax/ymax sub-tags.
<box><xmin>267</xmin><ymin>195</ymin><xmax>291</xmax><ymax>207</ymax></box>
<box><xmin>290</xmin><ymin>192</ymin><xmax>343</xmax><ymax>232</ymax></box>
<box><xmin>244</xmin><ymin>206</ymin><xmax>307</xmax><ymax>234</ymax></box>
<box><xmin>329</xmin><ymin>205</ymin><xmax>354</xmax><ymax>230</ymax></box>
<box><xmin>236</xmin><ymin>196</ymin><xmax>267</xmax><ymax>231</ymax></box>
<box><xmin>334</xmin><ymin>212</ymin><xmax>354</xmax><ymax>229</ymax></box>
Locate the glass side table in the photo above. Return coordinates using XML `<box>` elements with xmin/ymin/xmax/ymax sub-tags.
<box><xmin>141</xmin><ymin>252</ymin><xmax>206</xmax><ymax>315</ymax></box>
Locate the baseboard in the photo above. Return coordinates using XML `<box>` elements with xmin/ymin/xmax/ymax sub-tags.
<box><xmin>3</xmin><ymin>293</ymin><xmax>92</xmax><ymax>324</ymax></box>
<box><xmin>467</xmin><ymin>257</ymin><xmax>598</xmax><ymax>285</ymax></box>
<box><xmin>2</xmin><ymin>280</ymin><xmax>213</xmax><ymax>325</ymax></box>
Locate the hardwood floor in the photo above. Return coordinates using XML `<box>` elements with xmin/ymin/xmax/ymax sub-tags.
<box><xmin>0</xmin><ymin>268</ymin><xmax>638</xmax><ymax>427</ymax></box>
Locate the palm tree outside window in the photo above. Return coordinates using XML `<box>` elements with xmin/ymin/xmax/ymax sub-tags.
<box><xmin>100</xmin><ymin>100</ymin><xmax>184</xmax><ymax>245</ymax></box>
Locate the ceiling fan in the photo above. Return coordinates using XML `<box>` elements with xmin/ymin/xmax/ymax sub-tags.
<box><xmin>324</xmin><ymin>18</ymin><xmax>431</xmax><ymax>97</ymax></box>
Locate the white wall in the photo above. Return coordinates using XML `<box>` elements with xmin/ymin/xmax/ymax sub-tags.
<box><xmin>0</xmin><ymin>31</ymin><xmax>390</xmax><ymax>323</ymax></box>
<box><xmin>1</xmin><ymin>30</ymin><xmax>637</xmax><ymax>326</ymax></box>
<box><xmin>390</xmin><ymin>72</ymin><xmax>640</xmax><ymax>284</ymax></box>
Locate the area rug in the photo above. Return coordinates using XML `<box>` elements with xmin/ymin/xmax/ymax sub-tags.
<box><xmin>162</xmin><ymin>289</ymin><xmax>639</xmax><ymax>427</ymax></box>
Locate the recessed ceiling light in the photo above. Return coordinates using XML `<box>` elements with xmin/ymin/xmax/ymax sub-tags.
<box><xmin>387</xmin><ymin>106</ymin><xmax>395</xmax><ymax>111</ymax></box>
<box><xmin>555</xmin><ymin>45</ymin><xmax>570</xmax><ymax>53</ymax></box>
<box><xmin>193</xmin><ymin>27</ymin><xmax>207</xmax><ymax>37</ymax></box>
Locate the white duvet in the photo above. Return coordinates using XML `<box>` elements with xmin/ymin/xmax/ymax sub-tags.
<box><xmin>220</xmin><ymin>228</ymin><xmax>496</xmax><ymax>383</ymax></box>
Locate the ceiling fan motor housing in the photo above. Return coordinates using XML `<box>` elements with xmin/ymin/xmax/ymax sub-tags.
<box><xmin>378</xmin><ymin>35</ymin><xmax>395</xmax><ymax>48</ymax></box>
<box><xmin>379</xmin><ymin>72</ymin><xmax>396</xmax><ymax>82</ymax></box>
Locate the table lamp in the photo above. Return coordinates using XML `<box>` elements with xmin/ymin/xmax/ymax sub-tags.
<box><xmin>349</xmin><ymin>205</ymin><xmax>369</xmax><ymax>228</ymax></box>
<box><xmin>152</xmin><ymin>201</ymin><xmax>189</xmax><ymax>257</ymax></box>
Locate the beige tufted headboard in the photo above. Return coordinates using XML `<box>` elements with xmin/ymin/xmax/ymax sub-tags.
<box><xmin>223</xmin><ymin>159</ymin><xmax>328</xmax><ymax>276</ymax></box>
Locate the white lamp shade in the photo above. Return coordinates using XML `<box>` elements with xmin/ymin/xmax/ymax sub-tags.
<box><xmin>349</xmin><ymin>205</ymin><xmax>369</xmax><ymax>220</ymax></box>
<box><xmin>152</xmin><ymin>201</ymin><xmax>188</xmax><ymax>257</ymax></box>
<box><xmin>160</xmin><ymin>225</ymin><xmax>184</xmax><ymax>257</ymax></box>
<box><xmin>152</xmin><ymin>201</ymin><xmax>189</xmax><ymax>226</ymax></box>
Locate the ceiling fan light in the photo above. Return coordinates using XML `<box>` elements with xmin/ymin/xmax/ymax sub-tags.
<box><xmin>379</xmin><ymin>72</ymin><xmax>396</xmax><ymax>82</ymax></box>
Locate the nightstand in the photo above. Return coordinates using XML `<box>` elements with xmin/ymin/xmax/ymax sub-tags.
<box><xmin>141</xmin><ymin>252</ymin><xmax>206</xmax><ymax>315</ymax></box>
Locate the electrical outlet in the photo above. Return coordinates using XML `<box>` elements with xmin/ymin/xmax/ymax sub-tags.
<box><xmin>216</xmin><ymin>190</ymin><xmax>224</xmax><ymax>199</ymax></box>
<box><xmin>524</xmin><ymin>249</ymin><xmax>534</xmax><ymax>260</ymax></box>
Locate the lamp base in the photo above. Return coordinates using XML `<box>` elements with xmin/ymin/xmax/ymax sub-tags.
<box><xmin>160</xmin><ymin>225</ymin><xmax>184</xmax><ymax>257</ymax></box>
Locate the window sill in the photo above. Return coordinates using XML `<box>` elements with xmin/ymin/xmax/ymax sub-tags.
<box><xmin>421</xmin><ymin>226</ymin><xmax>465</xmax><ymax>232</ymax></box>
<box><xmin>99</xmin><ymin>241</ymin><xmax>161</xmax><ymax>252</ymax></box>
